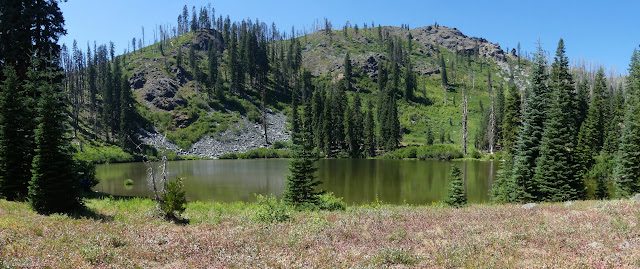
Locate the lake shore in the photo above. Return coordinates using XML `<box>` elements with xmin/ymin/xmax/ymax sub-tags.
<box><xmin>1</xmin><ymin>198</ymin><xmax>638</xmax><ymax>267</ymax></box>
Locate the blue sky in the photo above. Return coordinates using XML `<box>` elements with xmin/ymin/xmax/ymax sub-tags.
<box><xmin>59</xmin><ymin>0</ymin><xmax>640</xmax><ymax>75</ymax></box>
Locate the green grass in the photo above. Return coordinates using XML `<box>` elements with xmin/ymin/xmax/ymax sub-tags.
<box><xmin>218</xmin><ymin>147</ymin><xmax>291</xmax><ymax>159</ymax></box>
<box><xmin>74</xmin><ymin>143</ymin><xmax>134</xmax><ymax>164</ymax></box>
<box><xmin>383</xmin><ymin>144</ymin><xmax>464</xmax><ymax>160</ymax></box>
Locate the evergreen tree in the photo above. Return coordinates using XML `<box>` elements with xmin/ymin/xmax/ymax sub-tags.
<box><xmin>343</xmin><ymin>52</ymin><xmax>353</xmax><ymax>91</ymax></box>
<box><xmin>345</xmin><ymin>93</ymin><xmax>363</xmax><ymax>157</ymax></box>
<box><xmin>444</xmin><ymin>165</ymin><xmax>467</xmax><ymax>207</ymax></box>
<box><xmin>176</xmin><ymin>47</ymin><xmax>183</xmax><ymax>67</ymax></box>
<box><xmin>440</xmin><ymin>54</ymin><xmax>448</xmax><ymax>104</ymax></box>
<box><xmin>119</xmin><ymin>78</ymin><xmax>136</xmax><ymax>151</ymax></box>
<box><xmin>0</xmin><ymin>65</ymin><xmax>35</xmax><ymax>200</ymax></box>
<box><xmin>28</xmin><ymin>61</ymin><xmax>83</xmax><ymax>214</ymax></box>
<box><xmin>404</xmin><ymin>58</ymin><xmax>416</xmax><ymax>101</ymax></box>
<box><xmin>426</xmin><ymin>123</ymin><xmax>434</xmax><ymax>146</ymax></box>
<box><xmin>502</xmin><ymin>82</ymin><xmax>521</xmax><ymax>153</ymax></box>
<box><xmin>532</xmin><ymin>39</ymin><xmax>584</xmax><ymax>201</ymax></box>
<box><xmin>364</xmin><ymin>99</ymin><xmax>376</xmax><ymax>157</ymax></box>
<box><xmin>207</xmin><ymin>43</ymin><xmax>218</xmax><ymax>93</ymax></box>
<box><xmin>311</xmin><ymin>87</ymin><xmax>325</xmax><ymax>151</ymax></box>
<box><xmin>322</xmin><ymin>86</ymin><xmax>335</xmax><ymax>156</ymax></box>
<box><xmin>614</xmin><ymin>48</ymin><xmax>640</xmax><ymax>197</ymax></box>
<box><xmin>576</xmin><ymin>68</ymin><xmax>608</xmax><ymax>174</ymax></box>
<box><xmin>575</xmin><ymin>77</ymin><xmax>590</xmax><ymax>128</ymax></box>
<box><xmin>506</xmin><ymin>46</ymin><xmax>549</xmax><ymax>202</ymax></box>
<box><xmin>283</xmin><ymin>102</ymin><xmax>323</xmax><ymax>207</ymax></box>
<box><xmin>495</xmin><ymin>83</ymin><xmax>505</xmax><ymax>145</ymax></box>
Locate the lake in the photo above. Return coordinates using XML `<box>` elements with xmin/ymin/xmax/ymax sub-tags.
<box><xmin>95</xmin><ymin>159</ymin><xmax>497</xmax><ymax>205</ymax></box>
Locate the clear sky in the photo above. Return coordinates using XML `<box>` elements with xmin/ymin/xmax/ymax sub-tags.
<box><xmin>59</xmin><ymin>0</ymin><xmax>640</xmax><ymax>75</ymax></box>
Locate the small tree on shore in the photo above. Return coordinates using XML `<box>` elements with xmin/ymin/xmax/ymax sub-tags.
<box><xmin>283</xmin><ymin>106</ymin><xmax>323</xmax><ymax>208</ymax></box>
<box><xmin>444</xmin><ymin>164</ymin><xmax>467</xmax><ymax>207</ymax></box>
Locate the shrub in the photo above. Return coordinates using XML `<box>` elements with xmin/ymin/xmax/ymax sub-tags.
<box><xmin>317</xmin><ymin>192</ymin><xmax>347</xmax><ymax>211</ymax></box>
<box><xmin>471</xmin><ymin>150</ymin><xmax>482</xmax><ymax>159</ymax></box>
<box><xmin>271</xmin><ymin>140</ymin><xmax>290</xmax><ymax>149</ymax></box>
<box><xmin>218</xmin><ymin>153</ymin><xmax>238</xmax><ymax>159</ymax></box>
<box><xmin>247</xmin><ymin>110</ymin><xmax>261</xmax><ymax>123</ymax></box>
<box><xmin>74</xmin><ymin>158</ymin><xmax>97</xmax><ymax>192</ymax></box>
<box><xmin>160</xmin><ymin>177</ymin><xmax>187</xmax><ymax>219</ymax></box>
<box><xmin>374</xmin><ymin>248</ymin><xmax>419</xmax><ymax>266</ymax></box>
<box><xmin>254</xmin><ymin>194</ymin><xmax>290</xmax><ymax>223</ymax></box>
<box><xmin>384</xmin><ymin>145</ymin><xmax>463</xmax><ymax>161</ymax></box>
<box><xmin>124</xmin><ymin>179</ymin><xmax>134</xmax><ymax>186</ymax></box>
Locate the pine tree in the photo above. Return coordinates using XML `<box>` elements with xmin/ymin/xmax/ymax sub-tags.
<box><xmin>426</xmin><ymin>123</ymin><xmax>434</xmax><ymax>146</ymax></box>
<box><xmin>28</xmin><ymin>61</ymin><xmax>83</xmax><ymax>214</ymax></box>
<box><xmin>311</xmin><ymin>87</ymin><xmax>325</xmax><ymax>151</ymax></box>
<box><xmin>119</xmin><ymin>78</ymin><xmax>136</xmax><ymax>151</ymax></box>
<box><xmin>0</xmin><ymin>65</ymin><xmax>36</xmax><ymax>200</ymax></box>
<box><xmin>507</xmin><ymin>46</ymin><xmax>549</xmax><ymax>202</ymax></box>
<box><xmin>283</xmin><ymin>103</ymin><xmax>323</xmax><ymax>208</ymax></box>
<box><xmin>405</xmin><ymin>58</ymin><xmax>416</xmax><ymax>101</ymax></box>
<box><xmin>207</xmin><ymin>43</ymin><xmax>218</xmax><ymax>94</ymax></box>
<box><xmin>345</xmin><ymin>93</ymin><xmax>363</xmax><ymax>157</ymax></box>
<box><xmin>343</xmin><ymin>52</ymin><xmax>353</xmax><ymax>91</ymax></box>
<box><xmin>614</xmin><ymin>48</ymin><xmax>640</xmax><ymax>197</ymax></box>
<box><xmin>502</xmin><ymin>82</ymin><xmax>521</xmax><ymax>153</ymax></box>
<box><xmin>444</xmin><ymin>165</ymin><xmax>467</xmax><ymax>207</ymax></box>
<box><xmin>576</xmin><ymin>68</ymin><xmax>608</xmax><ymax>174</ymax></box>
<box><xmin>440</xmin><ymin>54</ymin><xmax>448</xmax><ymax>105</ymax></box>
<box><xmin>532</xmin><ymin>39</ymin><xmax>584</xmax><ymax>201</ymax></box>
<box><xmin>364</xmin><ymin>100</ymin><xmax>376</xmax><ymax>157</ymax></box>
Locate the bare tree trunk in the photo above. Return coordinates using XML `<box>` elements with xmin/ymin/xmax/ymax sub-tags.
<box><xmin>462</xmin><ymin>82</ymin><xmax>468</xmax><ymax>155</ymax></box>
<box><xmin>261</xmin><ymin>82</ymin><xmax>268</xmax><ymax>145</ymax></box>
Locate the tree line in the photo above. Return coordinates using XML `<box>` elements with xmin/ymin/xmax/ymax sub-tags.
<box><xmin>0</xmin><ymin>0</ymin><xmax>92</xmax><ymax>214</ymax></box>
<box><xmin>492</xmin><ymin>39</ymin><xmax>640</xmax><ymax>202</ymax></box>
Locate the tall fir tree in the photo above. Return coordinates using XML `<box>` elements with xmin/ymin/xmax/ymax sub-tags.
<box><xmin>28</xmin><ymin>60</ymin><xmax>83</xmax><ymax>214</ymax></box>
<box><xmin>0</xmin><ymin>65</ymin><xmax>36</xmax><ymax>200</ymax></box>
<box><xmin>614</xmin><ymin>48</ymin><xmax>640</xmax><ymax>197</ymax></box>
<box><xmin>576</xmin><ymin>68</ymin><xmax>608</xmax><ymax>174</ymax></box>
<box><xmin>364</xmin><ymin>99</ymin><xmax>376</xmax><ymax>157</ymax></box>
<box><xmin>501</xmin><ymin>82</ymin><xmax>521</xmax><ymax>154</ymax></box>
<box><xmin>532</xmin><ymin>39</ymin><xmax>584</xmax><ymax>201</ymax></box>
<box><xmin>506</xmin><ymin>46</ymin><xmax>549</xmax><ymax>202</ymax></box>
<box><xmin>119</xmin><ymin>78</ymin><xmax>136</xmax><ymax>151</ymax></box>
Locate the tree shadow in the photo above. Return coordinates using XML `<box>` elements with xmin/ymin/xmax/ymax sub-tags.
<box><xmin>69</xmin><ymin>207</ymin><xmax>114</xmax><ymax>223</ymax></box>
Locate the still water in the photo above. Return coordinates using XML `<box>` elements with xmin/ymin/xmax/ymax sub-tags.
<box><xmin>95</xmin><ymin>159</ymin><xmax>497</xmax><ymax>205</ymax></box>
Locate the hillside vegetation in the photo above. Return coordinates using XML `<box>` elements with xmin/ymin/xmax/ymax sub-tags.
<box><xmin>62</xmin><ymin>15</ymin><xmax>526</xmax><ymax>161</ymax></box>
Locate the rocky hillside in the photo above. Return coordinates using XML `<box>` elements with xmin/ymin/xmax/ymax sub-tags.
<box><xmin>116</xmin><ymin>24</ymin><xmax>524</xmax><ymax>158</ymax></box>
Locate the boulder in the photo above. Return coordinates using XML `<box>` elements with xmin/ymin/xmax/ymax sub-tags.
<box><xmin>631</xmin><ymin>193</ymin><xmax>640</xmax><ymax>201</ymax></box>
<box><xmin>521</xmin><ymin>203</ymin><xmax>537</xmax><ymax>210</ymax></box>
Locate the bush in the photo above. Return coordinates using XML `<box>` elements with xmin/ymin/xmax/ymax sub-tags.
<box><xmin>160</xmin><ymin>177</ymin><xmax>187</xmax><ymax>219</ymax></box>
<box><xmin>74</xmin><ymin>158</ymin><xmax>97</xmax><ymax>192</ymax></box>
<box><xmin>271</xmin><ymin>140</ymin><xmax>290</xmax><ymax>149</ymax></box>
<box><xmin>254</xmin><ymin>194</ymin><xmax>290</xmax><ymax>223</ymax></box>
<box><xmin>317</xmin><ymin>192</ymin><xmax>347</xmax><ymax>211</ymax></box>
<box><xmin>247</xmin><ymin>110</ymin><xmax>261</xmax><ymax>123</ymax></box>
<box><xmin>217</xmin><ymin>153</ymin><xmax>238</xmax><ymax>159</ymax></box>
<box><xmin>383</xmin><ymin>145</ymin><xmax>463</xmax><ymax>161</ymax></box>
<box><xmin>471</xmin><ymin>150</ymin><xmax>482</xmax><ymax>159</ymax></box>
<box><xmin>124</xmin><ymin>179</ymin><xmax>134</xmax><ymax>186</ymax></box>
<box><xmin>74</xmin><ymin>144</ymin><xmax>134</xmax><ymax>164</ymax></box>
